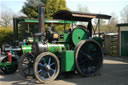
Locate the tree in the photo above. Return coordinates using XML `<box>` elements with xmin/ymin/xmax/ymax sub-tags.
<box><xmin>21</xmin><ymin>0</ymin><xmax>68</xmax><ymax>32</ymax></box>
<box><xmin>45</xmin><ymin>0</ymin><xmax>68</xmax><ymax>31</ymax></box>
<box><xmin>121</xmin><ymin>5</ymin><xmax>128</xmax><ymax>23</ymax></box>
<box><xmin>20</xmin><ymin>0</ymin><xmax>48</xmax><ymax>38</ymax></box>
<box><xmin>0</xmin><ymin>11</ymin><xmax>12</xmax><ymax>28</ymax></box>
<box><xmin>106</xmin><ymin>13</ymin><xmax>118</xmax><ymax>32</ymax></box>
<box><xmin>45</xmin><ymin>0</ymin><xmax>67</xmax><ymax>19</ymax></box>
<box><xmin>45</xmin><ymin>0</ymin><xmax>59</xmax><ymax>19</ymax></box>
<box><xmin>22</xmin><ymin>0</ymin><xmax>67</xmax><ymax>19</ymax></box>
<box><xmin>22</xmin><ymin>0</ymin><xmax>47</xmax><ymax>18</ymax></box>
<box><xmin>58</xmin><ymin>0</ymin><xmax>67</xmax><ymax>10</ymax></box>
<box><xmin>92</xmin><ymin>13</ymin><xmax>118</xmax><ymax>33</ymax></box>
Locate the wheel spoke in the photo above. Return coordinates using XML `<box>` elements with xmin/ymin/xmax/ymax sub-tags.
<box><xmin>80</xmin><ymin>50</ymin><xmax>93</xmax><ymax>61</ymax></box>
<box><xmin>50</xmin><ymin>68</ymin><xmax>55</xmax><ymax>73</ymax></box>
<box><xmin>39</xmin><ymin>63</ymin><xmax>46</xmax><ymax>67</ymax></box>
<box><xmin>49</xmin><ymin>63</ymin><xmax>55</xmax><ymax>66</ymax></box>
<box><xmin>38</xmin><ymin>69</ymin><xmax>43</xmax><ymax>73</ymax></box>
<box><xmin>48</xmin><ymin>57</ymin><xmax>51</xmax><ymax>65</ymax></box>
<box><xmin>80</xmin><ymin>50</ymin><xmax>87</xmax><ymax>56</ymax></box>
<box><xmin>42</xmin><ymin>57</ymin><xmax>46</xmax><ymax>64</ymax></box>
<box><xmin>47</xmin><ymin>72</ymin><xmax>51</xmax><ymax>78</ymax></box>
<box><xmin>87</xmin><ymin>45</ymin><xmax>92</xmax><ymax>54</ymax></box>
<box><xmin>43</xmin><ymin>72</ymin><xmax>47</xmax><ymax>78</ymax></box>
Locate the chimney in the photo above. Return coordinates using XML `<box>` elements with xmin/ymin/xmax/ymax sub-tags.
<box><xmin>13</xmin><ymin>17</ymin><xmax>19</xmax><ymax>46</ymax></box>
<box><xmin>38</xmin><ymin>3</ymin><xmax>45</xmax><ymax>40</ymax></box>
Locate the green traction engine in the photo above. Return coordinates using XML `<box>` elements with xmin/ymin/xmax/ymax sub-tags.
<box><xmin>0</xmin><ymin>16</ymin><xmax>76</xmax><ymax>74</ymax></box>
<box><xmin>0</xmin><ymin>17</ymin><xmax>32</xmax><ymax>74</ymax></box>
<box><xmin>19</xmin><ymin>4</ymin><xmax>111</xmax><ymax>83</ymax></box>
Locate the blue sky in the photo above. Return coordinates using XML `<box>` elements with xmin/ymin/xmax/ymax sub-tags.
<box><xmin>0</xmin><ymin>0</ymin><xmax>128</xmax><ymax>19</ymax></box>
<box><xmin>67</xmin><ymin>0</ymin><xmax>127</xmax><ymax>14</ymax></box>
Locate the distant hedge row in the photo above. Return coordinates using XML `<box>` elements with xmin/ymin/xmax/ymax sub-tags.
<box><xmin>0</xmin><ymin>27</ymin><xmax>14</xmax><ymax>47</ymax></box>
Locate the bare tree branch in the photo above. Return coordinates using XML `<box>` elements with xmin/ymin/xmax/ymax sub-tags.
<box><xmin>0</xmin><ymin>11</ymin><xmax>12</xmax><ymax>28</ymax></box>
<box><xmin>121</xmin><ymin>5</ymin><xmax>128</xmax><ymax>23</ymax></box>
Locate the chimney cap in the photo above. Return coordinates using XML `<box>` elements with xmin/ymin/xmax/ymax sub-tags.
<box><xmin>39</xmin><ymin>3</ymin><xmax>45</xmax><ymax>7</ymax></box>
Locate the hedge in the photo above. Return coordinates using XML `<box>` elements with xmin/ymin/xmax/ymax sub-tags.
<box><xmin>0</xmin><ymin>27</ymin><xmax>14</xmax><ymax>47</ymax></box>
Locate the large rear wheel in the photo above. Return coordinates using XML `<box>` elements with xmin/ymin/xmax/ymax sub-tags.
<box><xmin>75</xmin><ymin>40</ymin><xmax>103</xmax><ymax>76</ymax></box>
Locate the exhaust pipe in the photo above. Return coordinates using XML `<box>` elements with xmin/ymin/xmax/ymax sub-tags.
<box><xmin>13</xmin><ymin>17</ymin><xmax>19</xmax><ymax>46</ymax></box>
<box><xmin>38</xmin><ymin>3</ymin><xmax>45</xmax><ymax>40</ymax></box>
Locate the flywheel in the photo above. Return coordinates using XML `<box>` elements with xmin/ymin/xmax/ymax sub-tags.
<box><xmin>72</xmin><ymin>25</ymin><xmax>89</xmax><ymax>45</ymax></box>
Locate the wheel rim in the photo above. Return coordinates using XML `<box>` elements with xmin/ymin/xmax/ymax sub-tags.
<box><xmin>21</xmin><ymin>53</ymin><xmax>34</xmax><ymax>77</ymax></box>
<box><xmin>75</xmin><ymin>40</ymin><xmax>103</xmax><ymax>76</ymax></box>
<box><xmin>34</xmin><ymin>52</ymin><xmax>59</xmax><ymax>82</ymax></box>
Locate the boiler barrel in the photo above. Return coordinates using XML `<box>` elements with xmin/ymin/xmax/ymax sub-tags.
<box><xmin>48</xmin><ymin>44</ymin><xmax>65</xmax><ymax>53</ymax></box>
<box><xmin>32</xmin><ymin>42</ymin><xmax>66</xmax><ymax>55</ymax></box>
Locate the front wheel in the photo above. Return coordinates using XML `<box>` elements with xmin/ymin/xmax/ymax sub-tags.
<box><xmin>34</xmin><ymin>52</ymin><xmax>60</xmax><ymax>83</ymax></box>
<box><xmin>18</xmin><ymin>52</ymin><xmax>35</xmax><ymax>78</ymax></box>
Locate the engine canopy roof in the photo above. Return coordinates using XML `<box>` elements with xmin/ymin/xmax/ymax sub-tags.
<box><xmin>53</xmin><ymin>10</ymin><xmax>111</xmax><ymax>22</ymax></box>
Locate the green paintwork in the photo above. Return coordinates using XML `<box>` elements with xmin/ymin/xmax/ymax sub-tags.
<box><xmin>72</xmin><ymin>27</ymin><xmax>89</xmax><ymax>45</ymax></box>
<box><xmin>21</xmin><ymin>19</ymin><xmax>77</xmax><ymax>24</ymax></box>
<box><xmin>46</xmin><ymin>32</ymin><xmax>71</xmax><ymax>53</ymax></box>
<box><xmin>21</xmin><ymin>45</ymin><xmax>32</xmax><ymax>53</ymax></box>
<box><xmin>48</xmin><ymin>43</ymin><xmax>65</xmax><ymax>53</ymax></box>
<box><xmin>59</xmin><ymin>32</ymin><xmax>71</xmax><ymax>42</ymax></box>
<box><xmin>117</xmin><ymin>23</ymin><xmax>128</xmax><ymax>27</ymax></box>
<box><xmin>24</xmin><ymin>19</ymin><xmax>38</xmax><ymax>23</ymax></box>
<box><xmin>61</xmin><ymin>50</ymin><xmax>74</xmax><ymax>72</ymax></box>
<box><xmin>120</xmin><ymin>31</ymin><xmax>128</xmax><ymax>56</ymax></box>
<box><xmin>0</xmin><ymin>61</ymin><xmax>17</xmax><ymax>67</ymax></box>
<box><xmin>64</xmin><ymin>33</ymin><xmax>71</xmax><ymax>42</ymax></box>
